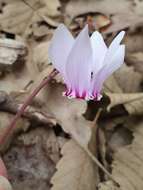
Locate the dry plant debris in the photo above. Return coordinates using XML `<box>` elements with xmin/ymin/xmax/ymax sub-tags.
<box><xmin>51</xmin><ymin>139</ymin><xmax>99</xmax><ymax>190</ymax></box>
<box><xmin>0</xmin><ymin>0</ymin><xmax>143</xmax><ymax>190</ymax></box>
<box><xmin>99</xmin><ymin>121</ymin><xmax>143</xmax><ymax>190</ymax></box>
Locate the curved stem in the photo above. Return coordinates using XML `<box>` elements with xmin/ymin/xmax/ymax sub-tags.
<box><xmin>0</xmin><ymin>69</ymin><xmax>58</xmax><ymax>145</ymax></box>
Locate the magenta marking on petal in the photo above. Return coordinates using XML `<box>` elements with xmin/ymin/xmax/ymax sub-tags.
<box><xmin>64</xmin><ymin>87</ymin><xmax>96</xmax><ymax>101</ymax></box>
<box><xmin>64</xmin><ymin>87</ymin><xmax>72</xmax><ymax>96</ymax></box>
<box><xmin>74</xmin><ymin>90</ymin><xmax>87</xmax><ymax>99</ymax></box>
<box><xmin>81</xmin><ymin>91</ymin><xmax>87</xmax><ymax>99</ymax></box>
<box><xmin>91</xmin><ymin>91</ymin><xmax>102</xmax><ymax>101</ymax></box>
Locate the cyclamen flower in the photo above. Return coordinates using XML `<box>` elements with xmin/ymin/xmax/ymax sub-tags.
<box><xmin>48</xmin><ymin>24</ymin><xmax>125</xmax><ymax>101</ymax></box>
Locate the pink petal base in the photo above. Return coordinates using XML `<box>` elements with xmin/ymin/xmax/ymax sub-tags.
<box><xmin>63</xmin><ymin>88</ymin><xmax>102</xmax><ymax>101</ymax></box>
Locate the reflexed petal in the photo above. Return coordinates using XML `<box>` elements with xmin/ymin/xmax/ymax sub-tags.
<box><xmin>66</xmin><ymin>25</ymin><xmax>92</xmax><ymax>97</ymax></box>
<box><xmin>90</xmin><ymin>31</ymin><xmax>107</xmax><ymax>73</ymax></box>
<box><xmin>48</xmin><ymin>24</ymin><xmax>74</xmax><ymax>75</ymax></box>
<box><xmin>92</xmin><ymin>45</ymin><xmax>125</xmax><ymax>93</ymax></box>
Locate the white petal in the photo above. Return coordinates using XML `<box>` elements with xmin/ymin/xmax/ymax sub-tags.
<box><xmin>104</xmin><ymin>31</ymin><xmax>125</xmax><ymax>64</ymax></box>
<box><xmin>93</xmin><ymin>45</ymin><xmax>125</xmax><ymax>93</ymax></box>
<box><xmin>90</xmin><ymin>31</ymin><xmax>107</xmax><ymax>73</ymax></box>
<box><xmin>66</xmin><ymin>25</ymin><xmax>92</xmax><ymax>96</ymax></box>
<box><xmin>48</xmin><ymin>24</ymin><xmax>74</xmax><ymax>75</ymax></box>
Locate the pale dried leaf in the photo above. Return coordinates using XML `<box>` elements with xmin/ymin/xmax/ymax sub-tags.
<box><xmin>0</xmin><ymin>68</ymin><xmax>32</xmax><ymax>93</ymax></box>
<box><xmin>65</xmin><ymin>0</ymin><xmax>143</xmax><ymax>33</ymax></box>
<box><xmin>99</xmin><ymin>121</ymin><xmax>143</xmax><ymax>190</ymax></box>
<box><xmin>104</xmin><ymin>64</ymin><xmax>143</xmax><ymax>115</ymax></box>
<box><xmin>0</xmin><ymin>1</ymin><xmax>35</xmax><ymax>35</ymax></box>
<box><xmin>104</xmin><ymin>75</ymin><xmax>122</xmax><ymax>94</ymax></box>
<box><xmin>51</xmin><ymin>139</ymin><xmax>98</xmax><ymax>190</ymax></box>
<box><xmin>35</xmin><ymin>82</ymin><xmax>92</xmax><ymax>147</ymax></box>
<box><xmin>33</xmin><ymin>41</ymin><xmax>51</xmax><ymax>72</ymax></box>
<box><xmin>0</xmin><ymin>38</ymin><xmax>26</xmax><ymax>71</ymax></box>
<box><xmin>111</xmin><ymin>121</ymin><xmax>143</xmax><ymax>190</ymax></box>
<box><xmin>35</xmin><ymin>83</ymin><xmax>100</xmax><ymax>189</ymax></box>
<box><xmin>104</xmin><ymin>64</ymin><xmax>142</xmax><ymax>94</ymax></box>
<box><xmin>125</xmin><ymin>32</ymin><xmax>143</xmax><ymax>53</ymax></box>
<box><xmin>107</xmin><ymin>92</ymin><xmax>143</xmax><ymax>115</ymax></box>
<box><xmin>0</xmin><ymin>0</ymin><xmax>61</xmax><ymax>36</ymax></box>
<box><xmin>42</xmin><ymin>0</ymin><xmax>61</xmax><ymax>17</ymax></box>
<box><xmin>65</xmin><ymin>0</ymin><xmax>131</xmax><ymax>20</ymax></box>
<box><xmin>126</xmin><ymin>52</ymin><xmax>143</xmax><ymax>74</ymax></box>
<box><xmin>98</xmin><ymin>181</ymin><xmax>120</xmax><ymax>190</ymax></box>
<box><xmin>0</xmin><ymin>176</ymin><xmax>12</xmax><ymax>190</ymax></box>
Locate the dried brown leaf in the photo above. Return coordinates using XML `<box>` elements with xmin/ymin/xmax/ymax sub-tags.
<box><xmin>44</xmin><ymin>83</ymin><xmax>118</xmax><ymax>188</ymax></box>
<box><xmin>107</xmin><ymin>92</ymin><xmax>143</xmax><ymax>115</ymax></box>
<box><xmin>0</xmin><ymin>0</ymin><xmax>61</xmax><ymax>36</ymax></box>
<box><xmin>104</xmin><ymin>64</ymin><xmax>142</xmax><ymax>93</ymax></box>
<box><xmin>65</xmin><ymin>0</ymin><xmax>131</xmax><ymax>21</ymax></box>
<box><xmin>65</xmin><ymin>0</ymin><xmax>143</xmax><ymax>33</ymax></box>
<box><xmin>33</xmin><ymin>41</ymin><xmax>52</xmax><ymax>72</ymax></box>
<box><xmin>0</xmin><ymin>38</ymin><xmax>26</xmax><ymax>72</ymax></box>
<box><xmin>42</xmin><ymin>83</ymin><xmax>92</xmax><ymax>146</ymax></box>
<box><xmin>126</xmin><ymin>52</ymin><xmax>143</xmax><ymax>74</ymax></box>
<box><xmin>99</xmin><ymin>121</ymin><xmax>143</xmax><ymax>190</ymax></box>
<box><xmin>104</xmin><ymin>64</ymin><xmax>143</xmax><ymax>115</ymax></box>
<box><xmin>51</xmin><ymin>139</ymin><xmax>98</xmax><ymax>190</ymax></box>
<box><xmin>109</xmin><ymin>121</ymin><xmax>143</xmax><ymax>190</ymax></box>
<box><xmin>98</xmin><ymin>181</ymin><xmax>120</xmax><ymax>190</ymax></box>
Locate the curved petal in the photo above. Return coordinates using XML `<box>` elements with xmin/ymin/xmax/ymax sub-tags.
<box><xmin>104</xmin><ymin>31</ymin><xmax>125</xmax><ymax>64</ymax></box>
<box><xmin>48</xmin><ymin>24</ymin><xmax>74</xmax><ymax>75</ymax></box>
<box><xmin>92</xmin><ymin>45</ymin><xmax>125</xmax><ymax>94</ymax></box>
<box><xmin>66</xmin><ymin>25</ymin><xmax>92</xmax><ymax>98</ymax></box>
<box><xmin>90</xmin><ymin>31</ymin><xmax>107</xmax><ymax>73</ymax></box>
<box><xmin>91</xmin><ymin>31</ymin><xmax>125</xmax><ymax>92</ymax></box>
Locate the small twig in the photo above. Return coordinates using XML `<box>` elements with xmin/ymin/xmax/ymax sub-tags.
<box><xmin>0</xmin><ymin>69</ymin><xmax>58</xmax><ymax>145</ymax></box>
<box><xmin>85</xmin><ymin>148</ymin><xmax>119</xmax><ymax>186</ymax></box>
<box><xmin>74</xmin><ymin>109</ymin><xmax>119</xmax><ymax>186</ymax></box>
<box><xmin>93</xmin><ymin>108</ymin><xmax>102</xmax><ymax>126</ymax></box>
<box><xmin>87</xmin><ymin>109</ymin><xmax>119</xmax><ymax>186</ymax></box>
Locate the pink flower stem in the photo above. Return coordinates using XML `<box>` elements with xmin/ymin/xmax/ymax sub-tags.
<box><xmin>0</xmin><ymin>69</ymin><xmax>58</xmax><ymax>145</ymax></box>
